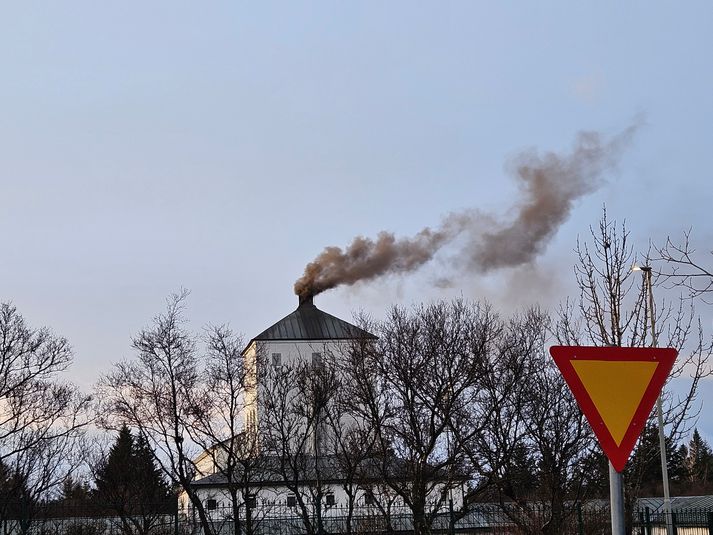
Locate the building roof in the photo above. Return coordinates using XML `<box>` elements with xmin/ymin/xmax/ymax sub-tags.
<box><xmin>637</xmin><ymin>495</ymin><xmax>713</xmax><ymax>512</ymax></box>
<box><xmin>247</xmin><ymin>296</ymin><xmax>376</xmax><ymax>347</ymax></box>
<box><xmin>191</xmin><ymin>454</ymin><xmax>453</xmax><ymax>488</ymax></box>
<box><xmin>192</xmin><ymin>455</ymin><xmax>349</xmax><ymax>487</ymax></box>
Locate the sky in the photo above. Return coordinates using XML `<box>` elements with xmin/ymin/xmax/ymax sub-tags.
<box><xmin>1</xmin><ymin>3</ymin><xmax>712</xmax><ymax>439</ymax></box>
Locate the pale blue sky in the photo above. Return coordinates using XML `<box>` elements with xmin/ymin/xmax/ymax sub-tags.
<box><xmin>2</xmin><ymin>3</ymin><xmax>712</xmax><ymax>439</ymax></box>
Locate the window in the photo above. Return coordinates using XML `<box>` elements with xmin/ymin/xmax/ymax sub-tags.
<box><xmin>272</xmin><ymin>353</ymin><xmax>282</xmax><ymax>367</ymax></box>
<box><xmin>206</xmin><ymin>499</ymin><xmax>217</xmax><ymax>511</ymax></box>
<box><xmin>364</xmin><ymin>490</ymin><xmax>375</xmax><ymax>505</ymax></box>
<box><xmin>287</xmin><ymin>495</ymin><xmax>297</xmax><ymax>507</ymax></box>
<box><xmin>325</xmin><ymin>493</ymin><xmax>335</xmax><ymax>506</ymax></box>
<box><xmin>246</xmin><ymin>494</ymin><xmax>256</xmax><ymax>509</ymax></box>
<box><xmin>311</xmin><ymin>352</ymin><xmax>322</xmax><ymax>367</ymax></box>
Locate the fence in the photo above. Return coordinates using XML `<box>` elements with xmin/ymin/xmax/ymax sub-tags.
<box><xmin>635</xmin><ymin>508</ymin><xmax>713</xmax><ymax>535</ymax></box>
<box><xmin>2</xmin><ymin>501</ymin><xmax>713</xmax><ymax>535</ymax></box>
<box><xmin>0</xmin><ymin>502</ymin><xmax>176</xmax><ymax>535</ymax></box>
<box><xmin>189</xmin><ymin>502</ymin><xmax>713</xmax><ymax>535</ymax></box>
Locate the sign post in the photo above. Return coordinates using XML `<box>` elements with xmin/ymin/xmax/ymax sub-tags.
<box><xmin>609</xmin><ymin>462</ymin><xmax>625</xmax><ymax>535</ymax></box>
<box><xmin>549</xmin><ymin>346</ymin><xmax>677</xmax><ymax>534</ymax></box>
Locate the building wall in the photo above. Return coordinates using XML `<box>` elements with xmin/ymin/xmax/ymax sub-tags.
<box><xmin>241</xmin><ymin>339</ymin><xmax>359</xmax><ymax>457</ymax></box>
<box><xmin>195</xmin><ymin>451</ymin><xmax>219</xmax><ymax>477</ymax></box>
<box><xmin>187</xmin><ymin>480</ymin><xmax>465</xmax><ymax>518</ymax></box>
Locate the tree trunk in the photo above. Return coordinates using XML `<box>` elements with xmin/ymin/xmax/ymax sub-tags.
<box><xmin>188</xmin><ymin>494</ymin><xmax>214</xmax><ymax>535</ymax></box>
<box><xmin>229</xmin><ymin>489</ymin><xmax>242</xmax><ymax>535</ymax></box>
<box><xmin>412</xmin><ymin>500</ymin><xmax>428</xmax><ymax>535</ymax></box>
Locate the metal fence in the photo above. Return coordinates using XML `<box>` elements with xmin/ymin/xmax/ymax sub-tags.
<box><xmin>2</xmin><ymin>501</ymin><xmax>713</xmax><ymax>535</ymax></box>
<box><xmin>0</xmin><ymin>502</ymin><xmax>176</xmax><ymax>535</ymax></box>
<box><xmin>183</xmin><ymin>502</ymin><xmax>713</xmax><ymax>535</ymax></box>
<box><xmin>635</xmin><ymin>508</ymin><xmax>713</xmax><ymax>535</ymax></box>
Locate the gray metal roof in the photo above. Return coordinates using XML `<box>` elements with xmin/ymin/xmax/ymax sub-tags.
<box><xmin>192</xmin><ymin>455</ymin><xmax>351</xmax><ymax>486</ymax></box>
<box><xmin>191</xmin><ymin>454</ymin><xmax>443</xmax><ymax>487</ymax></box>
<box><xmin>637</xmin><ymin>495</ymin><xmax>713</xmax><ymax>512</ymax></box>
<box><xmin>249</xmin><ymin>297</ymin><xmax>376</xmax><ymax>345</ymax></box>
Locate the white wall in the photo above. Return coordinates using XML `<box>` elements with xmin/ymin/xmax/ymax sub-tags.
<box><xmin>188</xmin><ymin>480</ymin><xmax>465</xmax><ymax>519</ymax></box>
<box><xmin>240</xmin><ymin>339</ymin><xmax>360</xmax><ymax>457</ymax></box>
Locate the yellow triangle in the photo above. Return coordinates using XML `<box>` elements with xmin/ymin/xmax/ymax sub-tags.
<box><xmin>571</xmin><ymin>360</ymin><xmax>659</xmax><ymax>446</ymax></box>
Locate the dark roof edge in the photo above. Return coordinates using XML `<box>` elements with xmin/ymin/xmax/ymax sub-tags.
<box><xmin>242</xmin><ymin>300</ymin><xmax>376</xmax><ymax>354</ymax></box>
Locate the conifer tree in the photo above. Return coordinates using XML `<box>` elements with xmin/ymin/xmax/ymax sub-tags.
<box><xmin>0</xmin><ymin>459</ymin><xmax>23</xmax><ymax>502</ymax></box>
<box><xmin>132</xmin><ymin>432</ymin><xmax>172</xmax><ymax>504</ymax></box>
<box><xmin>94</xmin><ymin>425</ymin><xmax>135</xmax><ymax>505</ymax></box>
<box><xmin>626</xmin><ymin>424</ymin><xmax>686</xmax><ymax>496</ymax></box>
<box><xmin>61</xmin><ymin>475</ymin><xmax>91</xmax><ymax>503</ymax></box>
<box><xmin>685</xmin><ymin>429</ymin><xmax>713</xmax><ymax>488</ymax></box>
<box><xmin>93</xmin><ymin>425</ymin><xmax>172</xmax><ymax>535</ymax></box>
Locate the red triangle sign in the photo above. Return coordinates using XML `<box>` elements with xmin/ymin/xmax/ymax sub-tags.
<box><xmin>549</xmin><ymin>346</ymin><xmax>677</xmax><ymax>472</ymax></box>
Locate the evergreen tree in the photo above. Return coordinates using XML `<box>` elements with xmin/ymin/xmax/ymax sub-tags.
<box><xmin>579</xmin><ymin>449</ymin><xmax>610</xmax><ymax>499</ymax></box>
<box><xmin>499</xmin><ymin>443</ymin><xmax>538</xmax><ymax>500</ymax></box>
<box><xmin>0</xmin><ymin>459</ymin><xmax>31</xmax><ymax>503</ymax></box>
<box><xmin>685</xmin><ymin>429</ymin><xmax>713</xmax><ymax>488</ymax></box>
<box><xmin>93</xmin><ymin>426</ymin><xmax>172</xmax><ymax>535</ymax></box>
<box><xmin>0</xmin><ymin>459</ymin><xmax>33</xmax><ymax>523</ymax></box>
<box><xmin>61</xmin><ymin>475</ymin><xmax>91</xmax><ymax>503</ymax></box>
<box><xmin>626</xmin><ymin>424</ymin><xmax>686</xmax><ymax>497</ymax></box>
<box><xmin>94</xmin><ymin>425</ymin><xmax>135</xmax><ymax>505</ymax></box>
<box><xmin>132</xmin><ymin>433</ymin><xmax>172</xmax><ymax>504</ymax></box>
<box><xmin>93</xmin><ymin>425</ymin><xmax>171</xmax><ymax>509</ymax></box>
<box><xmin>670</xmin><ymin>444</ymin><xmax>690</xmax><ymax>484</ymax></box>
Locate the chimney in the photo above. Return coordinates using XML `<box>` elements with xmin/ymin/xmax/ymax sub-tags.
<box><xmin>298</xmin><ymin>294</ymin><xmax>314</xmax><ymax>308</ymax></box>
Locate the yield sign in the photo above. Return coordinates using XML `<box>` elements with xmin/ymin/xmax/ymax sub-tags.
<box><xmin>549</xmin><ymin>346</ymin><xmax>677</xmax><ymax>472</ymax></box>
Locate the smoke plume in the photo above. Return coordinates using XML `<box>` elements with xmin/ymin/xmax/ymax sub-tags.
<box><xmin>294</xmin><ymin>124</ymin><xmax>638</xmax><ymax>298</ymax></box>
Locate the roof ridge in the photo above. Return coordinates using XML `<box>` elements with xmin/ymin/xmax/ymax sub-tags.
<box><xmin>244</xmin><ymin>301</ymin><xmax>376</xmax><ymax>350</ymax></box>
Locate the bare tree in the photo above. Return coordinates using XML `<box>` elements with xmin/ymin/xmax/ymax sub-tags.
<box><xmin>463</xmin><ymin>308</ymin><xmax>598</xmax><ymax>535</ymax></box>
<box><xmin>88</xmin><ymin>426</ymin><xmax>173</xmax><ymax>535</ymax></box>
<box><xmin>656</xmin><ymin>229</ymin><xmax>713</xmax><ymax>303</ymax></box>
<box><xmin>0</xmin><ymin>302</ymin><xmax>91</xmax><ymax>534</ymax></box>
<box><xmin>558</xmin><ymin>211</ymin><xmax>712</xmax><ymax>442</ymax></box>
<box><xmin>344</xmin><ymin>300</ymin><xmax>499</xmax><ymax>535</ymax></box>
<box><xmin>98</xmin><ymin>291</ymin><xmax>215</xmax><ymax>535</ymax></box>
<box><xmin>556</xmin><ymin>210</ymin><xmax>713</xmax><ymax>525</ymax></box>
<box><xmin>259</xmin><ymin>355</ymin><xmax>340</xmax><ymax>535</ymax></box>
<box><xmin>188</xmin><ymin>325</ymin><xmax>265</xmax><ymax>535</ymax></box>
<box><xmin>322</xmin><ymin>382</ymin><xmax>379</xmax><ymax>535</ymax></box>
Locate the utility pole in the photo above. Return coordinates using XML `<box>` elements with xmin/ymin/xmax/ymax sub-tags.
<box><xmin>634</xmin><ymin>264</ymin><xmax>673</xmax><ymax>535</ymax></box>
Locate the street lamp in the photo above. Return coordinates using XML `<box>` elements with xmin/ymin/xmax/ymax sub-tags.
<box><xmin>632</xmin><ymin>263</ymin><xmax>673</xmax><ymax>534</ymax></box>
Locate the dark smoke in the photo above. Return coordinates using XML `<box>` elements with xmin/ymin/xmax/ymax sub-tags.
<box><xmin>293</xmin><ymin>228</ymin><xmax>452</xmax><ymax>298</ymax></box>
<box><xmin>294</xmin><ymin>124</ymin><xmax>638</xmax><ymax>298</ymax></box>
<box><xmin>467</xmin><ymin>125</ymin><xmax>638</xmax><ymax>270</ymax></box>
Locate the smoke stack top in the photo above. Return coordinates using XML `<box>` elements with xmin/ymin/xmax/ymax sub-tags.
<box><xmin>294</xmin><ymin>123</ymin><xmax>639</xmax><ymax>299</ymax></box>
<box><xmin>298</xmin><ymin>294</ymin><xmax>314</xmax><ymax>307</ymax></box>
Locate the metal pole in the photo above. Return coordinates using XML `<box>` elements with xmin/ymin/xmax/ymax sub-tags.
<box><xmin>448</xmin><ymin>498</ymin><xmax>455</xmax><ymax>535</ymax></box>
<box><xmin>609</xmin><ymin>462</ymin><xmax>626</xmax><ymax>535</ymax></box>
<box><xmin>645</xmin><ymin>507</ymin><xmax>652</xmax><ymax>535</ymax></box>
<box><xmin>644</xmin><ymin>268</ymin><xmax>673</xmax><ymax>535</ymax></box>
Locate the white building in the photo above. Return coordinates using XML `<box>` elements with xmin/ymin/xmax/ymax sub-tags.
<box><xmin>240</xmin><ymin>294</ymin><xmax>375</xmax><ymax>447</ymax></box>
<box><xmin>187</xmin><ymin>296</ymin><xmax>465</xmax><ymax>525</ymax></box>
